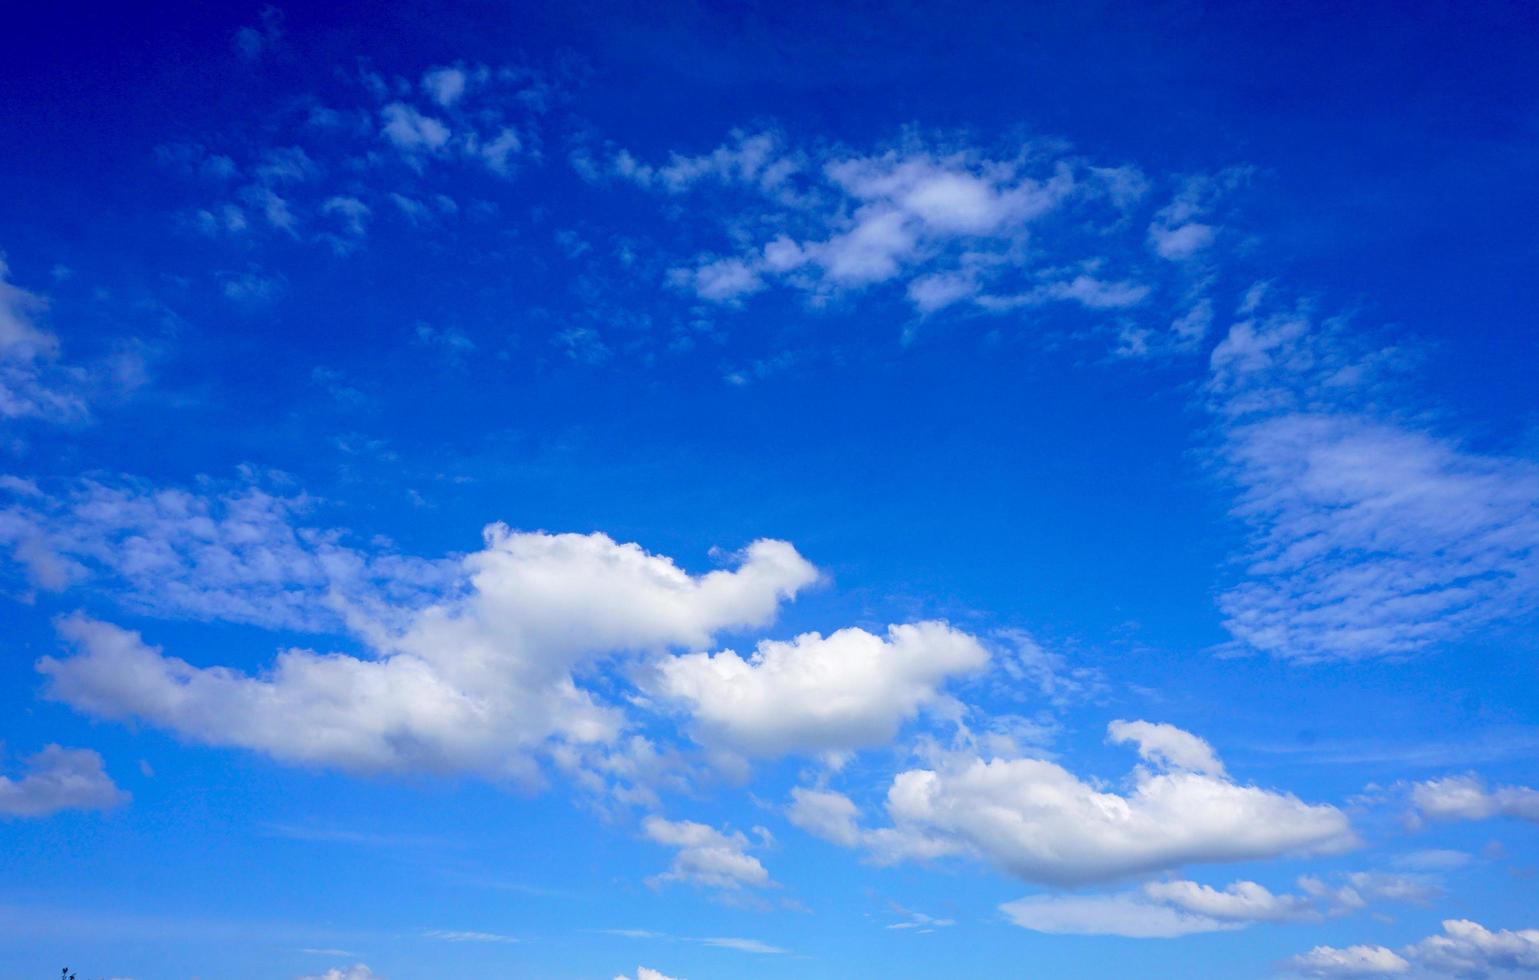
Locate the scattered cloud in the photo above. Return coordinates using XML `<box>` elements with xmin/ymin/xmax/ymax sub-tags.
<box><xmin>163</xmin><ymin>60</ymin><xmax>551</xmax><ymax>254</ymax></box>
<box><xmin>0</xmin><ymin>257</ymin><xmax>144</xmax><ymax>424</ymax></box>
<box><xmin>1003</xmin><ymin>868</ymin><xmax>1440</xmax><ymax>939</ymax></box>
<box><xmin>652</xmin><ymin>621</ymin><xmax>988</xmax><ymax>759</ymax></box>
<box><xmin>423</xmin><ymin>929</ymin><xmax>517</xmax><ymax>943</ymax></box>
<box><xmin>1289</xmin><ymin>919</ymin><xmax>1539</xmax><ymax>978</ymax></box>
<box><xmin>1208</xmin><ymin>303</ymin><xmax>1539</xmax><ymax>661</ymax></box>
<box><xmin>297</xmin><ymin>967</ymin><xmax>380</xmax><ymax>980</ymax></box>
<box><xmin>1287</xmin><ymin>944</ymin><xmax>1411</xmax><ymax>977</ymax></box>
<box><xmin>1411</xmin><ymin>774</ymin><xmax>1539</xmax><ymax>824</ymax></box>
<box><xmin>0</xmin><ymin>477</ymin><xmax>451</xmax><ymax>628</ymax></box>
<box><xmin>643</xmin><ymin>816</ymin><xmax>773</xmax><ymax>892</ymax></box>
<box><xmin>0</xmin><ymin>744</ymin><xmax>127</xmax><ymax>818</ymax></box>
<box><xmin>697</xmin><ymin>937</ymin><xmax>787</xmax><ymax>954</ymax></box>
<box><xmin>1000</xmin><ymin>892</ymin><xmax>1245</xmax><ymax>939</ymax></box>
<box><xmin>233</xmin><ymin>5</ymin><xmax>283</xmax><ymax>61</ymax></box>
<box><xmin>885</xmin><ymin>903</ymin><xmax>956</xmax><ymax>932</ymax></box>
<box><xmin>793</xmin><ymin>721</ymin><xmax>1353</xmax><ymax>886</ymax></box>
<box><xmin>614</xmin><ymin>968</ymin><xmax>681</xmax><ymax>980</ymax></box>
<box><xmin>36</xmin><ymin>524</ymin><xmax>817</xmax><ymax>783</ymax></box>
<box><xmin>591</xmin><ymin>128</ymin><xmax>1230</xmax><ymax>353</ymax></box>
<box><xmin>786</xmin><ymin>787</ymin><xmax>861</xmax><ymax>847</ymax></box>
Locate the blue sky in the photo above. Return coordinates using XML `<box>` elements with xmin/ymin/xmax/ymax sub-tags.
<box><xmin>2</xmin><ymin>1</ymin><xmax>1538</xmax><ymax>977</ymax></box>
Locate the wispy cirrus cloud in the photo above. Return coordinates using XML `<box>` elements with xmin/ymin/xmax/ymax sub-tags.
<box><xmin>580</xmin><ymin>127</ymin><xmax>1238</xmax><ymax>355</ymax></box>
<box><xmin>1207</xmin><ymin>297</ymin><xmax>1539</xmax><ymax>662</ymax></box>
<box><xmin>0</xmin><ymin>257</ymin><xmax>148</xmax><ymax>425</ymax></box>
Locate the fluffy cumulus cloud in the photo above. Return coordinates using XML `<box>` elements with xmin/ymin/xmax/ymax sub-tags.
<box><xmin>591</xmin><ymin>128</ymin><xmax>1226</xmax><ymax>352</ymax></box>
<box><xmin>998</xmin><ymin>873</ymin><xmax>1397</xmax><ymax>939</ymax></box>
<box><xmin>36</xmin><ymin>525</ymin><xmax>818</xmax><ymax>784</ymax></box>
<box><xmin>791</xmin><ymin>721</ymin><xmax>1353</xmax><ymax>885</ymax></box>
<box><xmin>643</xmin><ymin>816</ymin><xmax>772</xmax><ymax>891</ymax></box>
<box><xmin>0</xmin><ymin>744</ymin><xmax>127</xmax><ymax>818</ymax></box>
<box><xmin>1208</xmin><ymin>301</ymin><xmax>1539</xmax><ymax>661</ymax></box>
<box><xmin>1407</xmin><ymin>920</ymin><xmax>1539</xmax><ymax>976</ymax></box>
<box><xmin>1411</xmin><ymin>775</ymin><xmax>1539</xmax><ymax>824</ymax></box>
<box><xmin>1107</xmin><ymin>719</ymin><xmax>1226</xmax><ymax>776</ymax></box>
<box><xmin>1287</xmin><ymin>945</ymin><xmax>1411</xmax><ymax>977</ymax></box>
<box><xmin>652</xmin><ymin>621</ymin><xmax>988</xmax><ymax>758</ymax></box>
<box><xmin>1290</xmin><ymin>919</ymin><xmax>1539</xmax><ymax>978</ymax></box>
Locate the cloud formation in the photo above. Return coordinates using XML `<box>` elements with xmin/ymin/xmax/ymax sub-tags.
<box><xmin>0</xmin><ymin>478</ymin><xmax>451</xmax><ymax>627</ymax></box>
<box><xmin>790</xmin><ymin>721</ymin><xmax>1353</xmax><ymax>885</ymax></box>
<box><xmin>1289</xmin><ymin>919</ymin><xmax>1539</xmax><ymax>977</ymax></box>
<box><xmin>1411</xmin><ymin>775</ymin><xmax>1539</xmax><ymax>824</ymax></box>
<box><xmin>652</xmin><ymin>621</ymin><xmax>988</xmax><ymax>758</ymax></box>
<box><xmin>590</xmin><ymin>129</ymin><xmax>1229</xmax><ymax>352</ymax></box>
<box><xmin>0</xmin><ymin>744</ymin><xmax>126</xmax><ymax>818</ymax></box>
<box><xmin>643</xmin><ymin>816</ymin><xmax>772</xmax><ymax>891</ymax></box>
<box><xmin>0</xmin><ymin>258</ymin><xmax>143</xmax><ymax>425</ymax></box>
<box><xmin>614</xmin><ymin>968</ymin><xmax>681</xmax><ymax>980</ymax></box>
<box><xmin>163</xmin><ymin>59</ymin><xmax>551</xmax><ymax>255</ymax></box>
<box><xmin>38</xmin><ymin>527</ymin><xmax>818</xmax><ymax>783</ymax></box>
<box><xmin>1209</xmin><ymin>303</ymin><xmax>1539</xmax><ymax>661</ymax></box>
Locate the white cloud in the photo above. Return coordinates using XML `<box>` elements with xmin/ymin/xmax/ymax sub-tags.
<box><xmin>298</xmin><ymin>966</ymin><xmax>379</xmax><ymax>980</ymax></box>
<box><xmin>1000</xmin><ymin>893</ymin><xmax>1239</xmax><ymax>939</ymax></box>
<box><xmin>993</xmin><ymin>629</ymin><xmax>1104</xmax><ymax>707</ymax></box>
<box><xmin>1141</xmin><ymin>878</ymin><xmax>1313</xmax><ymax>922</ymax></box>
<box><xmin>653</xmin><ymin>622</ymin><xmax>987</xmax><ymax>758</ymax></box>
<box><xmin>614</xmin><ymin>968</ymin><xmax>681</xmax><ymax>980</ymax></box>
<box><xmin>1146</xmin><ymin>170</ymin><xmax>1246</xmax><ymax>260</ymax></box>
<box><xmin>786</xmin><ymin>787</ymin><xmax>861</xmax><ymax>846</ymax></box>
<box><xmin>1407</xmin><ymin>919</ymin><xmax>1539</xmax><ymax>976</ymax></box>
<box><xmin>1301</xmin><ymin>871</ymin><xmax>1442</xmax><ymax>908</ymax></box>
<box><xmin>670</xmin><ymin>257</ymin><xmax>764</xmax><ymax>303</ymax></box>
<box><xmin>643</xmin><ymin>816</ymin><xmax>772</xmax><ymax>891</ymax></box>
<box><xmin>1107</xmin><ymin>719</ymin><xmax>1226</xmax><ymax>776</ymax></box>
<box><xmin>36</xmin><ymin>526</ymin><xmax>817</xmax><ymax>783</ymax></box>
<box><xmin>604</xmin><ymin>130</ymin><xmax>1198</xmax><ymax>327</ymax></box>
<box><xmin>1209</xmin><ymin>307</ymin><xmax>1539</xmax><ymax>661</ymax></box>
<box><xmin>1148</xmin><ymin>220</ymin><xmax>1214</xmax><ymax>260</ymax></box>
<box><xmin>885</xmin><ymin>904</ymin><xmax>955</xmax><ymax>931</ymax></box>
<box><xmin>1002</xmin><ymin>877</ymin><xmax>1321</xmax><ymax>938</ymax></box>
<box><xmin>1412</xmin><ymin>775</ymin><xmax>1539</xmax><ymax>824</ymax></box>
<box><xmin>1287</xmin><ymin>945</ymin><xmax>1410</xmax><ymax>977</ymax></box>
<box><xmin>1291</xmin><ymin>919</ymin><xmax>1539</xmax><ymax>978</ymax></box>
<box><xmin>380</xmin><ymin>103</ymin><xmax>452</xmax><ymax>154</ymax></box>
<box><xmin>696</xmin><ymin>937</ymin><xmax>787</xmax><ymax>954</ymax></box>
<box><xmin>0</xmin><ymin>256</ymin><xmax>139</xmax><ymax>424</ymax></box>
<box><xmin>422</xmin><ymin>66</ymin><xmax>469</xmax><ymax>107</ymax></box>
<box><xmin>0</xmin><ymin>479</ymin><xmax>451</xmax><ymax>628</ymax></box>
<box><xmin>853</xmin><ymin>721</ymin><xmax>1353</xmax><ymax>885</ymax></box>
<box><xmin>167</xmin><ymin>62</ymin><xmax>547</xmax><ymax>251</ymax></box>
<box><xmin>0</xmin><ymin>745</ymin><xmax>127</xmax><ymax>818</ymax></box>
<box><xmin>423</xmin><ymin>929</ymin><xmax>517</xmax><ymax>943</ymax></box>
